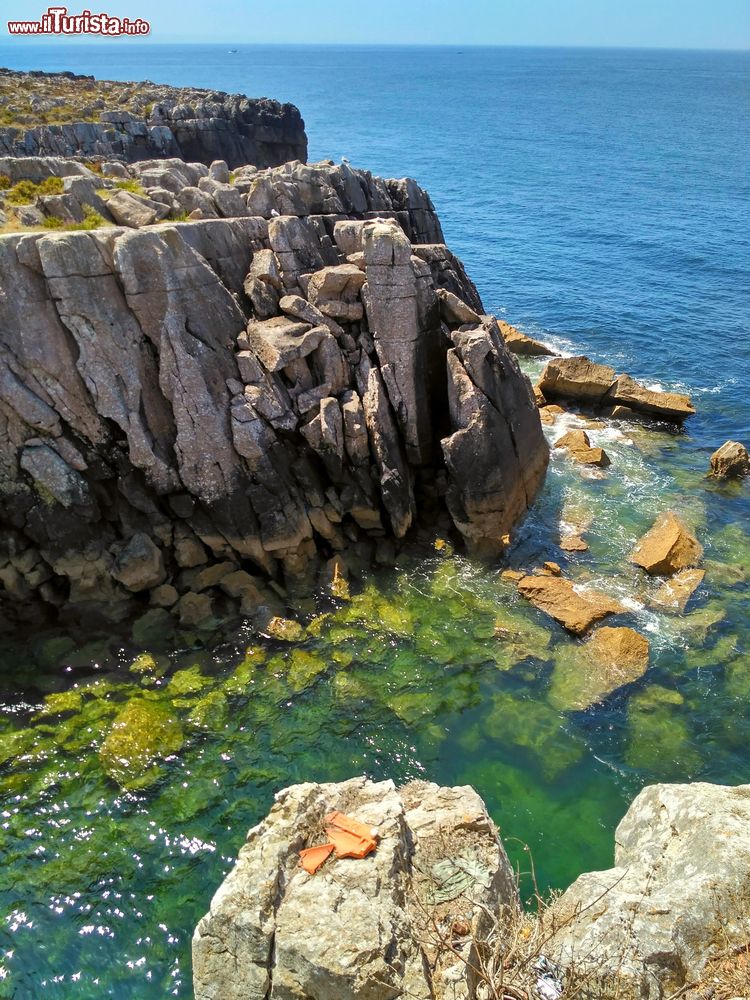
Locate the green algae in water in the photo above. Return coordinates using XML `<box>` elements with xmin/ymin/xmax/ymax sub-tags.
<box><xmin>1</xmin><ymin>421</ymin><xmax>749</xmax><ymax>997</ymax></box>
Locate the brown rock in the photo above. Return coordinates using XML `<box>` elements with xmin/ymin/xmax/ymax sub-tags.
<box><xmin>652</xmin><ymin>567</ymin><xmax>705</xmax><ymax>612</ymax></box>
<box><xmin>543</xmin><ymin>561</ymin><xmax>562</xmax><ymax>576</ymax></box>
<box><xmin>496</xmin><ymin>319</ymin><xmax>558</xmax><ymax>357</ymax></box>
<box><xmin>500</xmin><ymin>568</ymin><xmax>525</xmax><ymax>582</ymax></box>
<box><xmin>549</xmin><ymin>626</ymin><xmax>650</xmax><ymax>710</ymax></box>
<box><xmin>560</xmin><ymin>534</ymin><xmax>589</xmax><ymax>552</ymax></box>
<box><xmin>554</xmin><ymin>429</ymin><xmax>611</xmax><ymax>467</ymax></box>
<box><xmin>517</xmin><ymin>575</ymin><xmax>622</xmax><ymax>635</ymax></box>
<box><xmin>605</xmin><ymin>374</ymin><xmax>695</xmax><ymax>422</ymax></box>
<box><xmin>539</xmin><ymin>403</ymin><xmax>566</xmax><ymax>425</ymax></box>
<box><xmin>709</xmin><ymin>440</ymin><xmax>750</xmax><ymax>479</ymax></box>
<box><xmin>631</xmin><ymin>512</ymin><xmax>703</xmax><ymax>577</ymax></box>
<box><xmin>538</xmin><ymin>356</ymin><xmax>616</xmax><ymax>402</ymax></box>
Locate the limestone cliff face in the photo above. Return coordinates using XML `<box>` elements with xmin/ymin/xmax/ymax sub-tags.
<box><xmin>0</xmin><ymin>161</ymin><xmax>548</xmax><ymax>628</ymax></box>
<box><xmin>0</xmin><ymin>70</ymin><xmax>306</xmax><ymax>168</ymax></box>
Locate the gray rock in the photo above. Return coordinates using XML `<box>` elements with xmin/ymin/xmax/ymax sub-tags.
<box><xmin>245</xmin><ymin>315</ymin><xmax>327</xmax><ymax>372</ymax></box>
<box><xmin>549</xmin><ymin>782</ymin><xmax>750</xmax><ymax>999</ymax></box>
<box><xmin>192</xmin><ymin>776</ymin><xmax>517</xmax><ymax>1000</ymax></box>
<box><xmin>106</xmin><ymin>188</ymin><xmax>169</xmax><ymax>227</ymax></box>
<box><xmin>112</xmin><ymin>532</ymin><xmax>166</xmax><ymax>592</ymax></box>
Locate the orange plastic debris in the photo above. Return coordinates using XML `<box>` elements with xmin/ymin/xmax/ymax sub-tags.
<box><xmin>298</xmin><ymin>812</ymin><xmax>379</xmax><ymax>872</ymax></box>
<box><xmin>299</xmin><ymin>842</ymin><xmax>335</xmax><ymax>874</ymax></box>
<box><xmin>325</xmin><ymin>811</ymin><xmax>378</xmax><ymax>860</ymax></box>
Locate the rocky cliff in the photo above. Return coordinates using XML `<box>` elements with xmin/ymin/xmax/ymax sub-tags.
<box><xmin>0</xmin><ymin>156</ymin><xmax>548</xmax><ymax>630</ymax></box>
<box><xmin>0</xmin><ymin>68</ymin><xmax>307</xmax><ymax>168</ymax></box>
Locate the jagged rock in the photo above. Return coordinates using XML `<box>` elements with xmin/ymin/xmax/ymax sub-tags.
<box><xmin>554</xmin><ymin>428</ymin><xmax>611</xmax><ymax>467</ymax></box>
<box><xmin>631</xmin><ymin>512</ymin><xmax>703</xmax><ymax>576</ymax></box>
<box><xmin>548</xmin><ymin>782</ymin><xmax>750</xmax><ymax>999</ymax></box>
<box><xmin>244</xmin><ymin>316</ymin><xmax>327</xmax><ymax>372</ymax></box>
<box><xmin>549</xmin><ymin>626</ymin><xmax>650</xmax><ymax>710</ymax></box>
<box><xmin>651</xmin><ymin>567</ymin><xmax>705</xmax><ymax>611</ymax></box>
<box><xmin>192</xmin><ymin>776</ymin><xmax>517</xmax><ymax>1000</ymax></box>
<box><xmin>539</xmin><ymin>357</ymin><xmax>695</xmax><ymax>423</ymax></box>
<box><xmin>709</xmin><ymin>440</ymin><xmax>750</xmax><ymax>479</ymax></box>
<box><xmin>539</xmin><ymin>356</ymin><xmax>617</xmax><ymax>402</ymax></box>
<box><xmin>517</xmin><ymin>574</ymin><xmax>622</xmax><ymax>634</ymax></box>
<box><xmin>496</xmin><ymin>319</ymin><xmax>557</xmax><ymax>357</ymax></box>
<box><xmin>106</xmin><ymin>188</ymin><xmax>170</xmax><ymax>227</ymax></box>
<box><xmin>441</xmin><ymin>319</ymin><xmax>549</xmax><ymax>555</ymax></box>
<box><xmin>111</xmin><ymin>532</ymin><xmax>166</xmax><ymax>592</ymax></box>
<box><xmin>436</xmin><ymin>287</ymin><xmax>481</xmax><ymax>326</ymax></box>
<box><xmin>605</xmin><ymin>374</ymin><xmax>695</xmax><ymax>421</ymax></box>
<box><xmin>307</xmin><ymin>263</ymin><xmax>367</xmax><ymax>322</ymax></box>
<box><xmin>0</xmin><ymin>69</ymin><xmax>307</xmax><ymax>168</ymax></box>
<box><xmin>0</xmin><ymin>161</ymin><xmax>549</xmax><ymax>625</ymax></box>
<box><xmin>560</xmin><ymin>533</ymin><xmax>589</xmax><ymax>552</ymax></box>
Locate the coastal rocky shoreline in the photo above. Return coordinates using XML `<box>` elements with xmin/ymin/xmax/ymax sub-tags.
<box><xmin>1</xmin><ymin>69</ymin><xmax>749</xmax><ymax>1000</ymax></box>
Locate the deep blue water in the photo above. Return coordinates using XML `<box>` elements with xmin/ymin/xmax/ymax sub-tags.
<box><xmin>0</xmin><ymin>43</ymin><xmax>749</xmax><ymax>999</ymax></box>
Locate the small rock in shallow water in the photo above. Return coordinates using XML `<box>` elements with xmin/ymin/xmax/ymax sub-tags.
<box><xmin>631</xmin><ymin>511</ymin><xmax>703</xmax><ymax>577</ymax></box>
<box><xmin>549</xmin><ymin>625</ymin><xmax>650</xmax><ymax>711</ymax></box>
<box><xmin>709</xmin><ymin>440</ymin><xmax>750</xmax><ymax>479</ymax></box>
<box><xmin>554</xmin><ymin>428</ymin><xmax>611</xmax><ymax>467</ymax></box>
<box><xmin>517</xmin><ymin>574</ymin><xmax>622</xmax><ymax>635</ymax></box>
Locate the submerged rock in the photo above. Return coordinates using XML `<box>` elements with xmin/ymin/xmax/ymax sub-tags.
<box><xmin>549</xmin><ymin>626</ymin><xmax>650</xmax><ymax>711</ymax></box>
<box><xmin>548</xmin><ymin>781</ymin><xmax>750</xmax><ymax>999</ymax></box>
<box><xmin>99</xmin><ymin>697</ymin><xmax>184</xmax><ymax>789</ymax></box>
<box><xmin>630</xmin><ymin>512</ymin><xmax>703</xmax><ymax>576</ymax></box>
<box><xmin>192</xmin><ymin>776</ymin><xmax>517</xmax><ymax>1000</ymax></box>
<box><xmin>651</xmin><ymin>567</ymin><xmax>705</xmax><ymax>612</ymax></box>
<box><xmin>709</xmin><ymin>440</ymin><xmax>750</xmax><ymax>479</ymax></box>
<box><xmin>517</xmin><ymin>574</ymin><xmax>622</xmax><ymax>635</ymax></box>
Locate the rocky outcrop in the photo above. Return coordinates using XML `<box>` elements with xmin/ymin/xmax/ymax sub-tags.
<box><xmin>538</xmin><ymin>357</ymin><xmax>695</xmax><ymax>422</ymax></box>
<box><xmin>548</xmin><ymin>781</ymin><xmax>750</xmax><ymax>999</ymax></box>
<box><xmin>516</xmin><ymin>573</ymin><xmax>622</xmax><ymax>634</ymax></box>
<box><xmin>192</xmin><ymin>776</ymin><xmax>517</xmax><ymax>1000</ymax></box>
<box><xmin>630</xmin><ymin>512</ymin><xmax>703</xmax><ymax>577</ymax></box>
<box><xmin>709</xmin><ymin>440</ymin><xmax>750</xmax><ymax>479</ymax></box>
<box><xmin>0</xmin><ymin>68</ymin><xmax>306</xmax><ymax>168</ymax></box>
<box><xmin>0</xmin><ymin>162</ymin><xmax>548</xmax><ymax>628</ymax></box>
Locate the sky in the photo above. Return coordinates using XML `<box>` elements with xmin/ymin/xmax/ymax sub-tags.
<box><xmin>3</xmin><ymin>0</ymin><xmax>750</xmax><ymax>49</ymax></box>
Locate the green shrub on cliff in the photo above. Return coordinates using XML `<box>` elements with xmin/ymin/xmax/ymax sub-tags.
<box><xmin>6</xmin><ymin>176</ymin><xmax>64</xmax><ymax>204</ymax></box>
<box><xmin>114</xmin><ymin>178</ymin><xmax>146</xmax><ymax>195</ymax></box>
<box><xmin>0</xmin><ymin>174</ymin><xmax>10</xmax><ymax>190</ymax></box>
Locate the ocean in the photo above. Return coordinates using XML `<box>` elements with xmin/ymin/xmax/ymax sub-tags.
<box><xmin>0</xmin><ymin>43</ymin><xmax>748</xmax><ymax>998</ymax></box>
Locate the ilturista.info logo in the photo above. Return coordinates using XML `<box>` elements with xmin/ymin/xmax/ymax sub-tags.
<box><xmin>7</xmin><ymin>6</ymin><xmax>150</xmax><ymax>35</ymax></box>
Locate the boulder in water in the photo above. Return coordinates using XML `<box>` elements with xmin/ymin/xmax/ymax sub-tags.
<box><xmin>554</xmin><ymin>428</ymin><xmax>611</xmax><ymax>467</ymax></box>
<box><xmin>709</xmin><ymin>440</ymin><xmax>750</xmax><ymax>479</ymax></box>
<box><xmin>517</xmin><ymin>574</ymin><xmax>622</xmax><ymax>635</ymax></box>
<box><xmin>631</xmin><ymin>512</ymin><xmax>703</xmax><ymax>576</ymax></box>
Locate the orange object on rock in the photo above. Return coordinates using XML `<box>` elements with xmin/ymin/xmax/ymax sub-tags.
<box><xmin>298</xmin><ymin>812</ymin><xmax>379</xmax><ymax>873</ymax></box>
<box><xmin>325</xmin><ymin>811</ymin><xmax>378</xmax><ymax>859</ymax></box>
<box><xmin>299</xmin><ymin>842</ymin><xmax>335</xmax><ymax>874</ymax></box>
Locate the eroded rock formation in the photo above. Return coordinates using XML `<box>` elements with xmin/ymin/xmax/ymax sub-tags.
<box><xmin>0</xmin><ymin>159</ymin><xmax>548</xmax><ymax>628</ymax></box>
<box><xmin>0</xmin><ymin>68</ymin><xmax>307</xmax><ymax>168</ymax></box>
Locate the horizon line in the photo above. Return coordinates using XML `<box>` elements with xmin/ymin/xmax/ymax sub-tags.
<box><xmin>1</xmin><ymin>39</ymin><xmax>749</xmax><ymax>54</ymax></box>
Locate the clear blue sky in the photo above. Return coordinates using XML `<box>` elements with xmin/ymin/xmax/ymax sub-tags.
<box><xmin>4</xmin><ymin>0</ymin><xmax>750</xmax><ymax>49</ymax></box>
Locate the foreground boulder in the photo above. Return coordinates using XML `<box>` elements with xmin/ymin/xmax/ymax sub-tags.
<box><xmin>549</xmin><ymin>781</ymin><xmax>750</xmax><ymax>999</ymax></box>
<box><xmin>538</xmin><ymin>356</ymin><xmax>695</xmax><ymax>422</ymax></box>
<box><xmin>516</xmin><ymin>574</ymin><xmax>622</xmax><ymax>634</ymax></box>
<box><xmin>192</xmin><ymin>776</ymin><xmax>517</xmax><ymax>1000</ymax></box>
<box><xmin>630</xmin><ymin>512</ymin><xmax>703</xmax><ymax>576</ymax></box>
<box><xmin>709</xmin><ymin>440</ymin><xmax>750</xmax><ymax>479</ymax></box>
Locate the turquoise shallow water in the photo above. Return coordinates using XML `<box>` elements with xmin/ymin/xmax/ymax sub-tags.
<box><xmin>0</xmin><ymin>43</ymin><xmax>748</xmax><ymax>998</ymax></box>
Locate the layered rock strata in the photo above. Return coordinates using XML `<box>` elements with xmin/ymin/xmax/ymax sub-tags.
<box><xmin>0</xmin><ymin>160</ymin><xmax>548</xmax><ymax>628</ymax></box>
<box><xmin>0</xmin><ymin>68</ymin><xmax>307</xmax><ymax>168</ymax></box>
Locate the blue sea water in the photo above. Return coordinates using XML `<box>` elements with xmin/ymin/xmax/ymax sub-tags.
<box><xmin>0</xmin><ymin>42</ymin><xmax>749</xmax><ymax>999</ymax></box>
